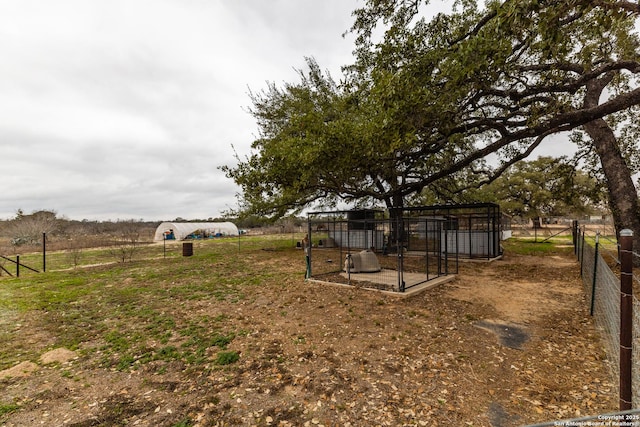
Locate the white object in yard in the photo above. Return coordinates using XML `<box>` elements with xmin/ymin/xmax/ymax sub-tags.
<box><xmin>344</xmin><ymin>250</ymin><xmax>381</xmax><ymax>273</ymax></box>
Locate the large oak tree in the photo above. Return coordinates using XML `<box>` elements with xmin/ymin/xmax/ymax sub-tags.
<box><xmin>348</xmin><ymin>0</ymin><xmax>640</xmax><ymax>242</ymax></box>
<box><xmin>224</xmin><ymin>0</ymin><xmax>640</xmax><ymax>245</ymax></box>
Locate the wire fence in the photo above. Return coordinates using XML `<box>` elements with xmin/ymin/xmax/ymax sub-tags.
<box><xmin>635</xmin><ymin>270</ymin><xmax>640</xmax><ymax>409</ymax></box>
<box><xmin>305</xmin><ymin>211</ymin><xmax>460</xmax><ymax>293</ymax></box>
<box><xmin>0</xmin><ymin>232</ymin><xmax>305</xmax><ymax>277</ymax></box>
<box><xmin>575</xmin><ymin>226</ymin><xmax>640</xmax><ymax>408</ymax></box>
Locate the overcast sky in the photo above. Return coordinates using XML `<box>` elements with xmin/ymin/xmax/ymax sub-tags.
<box><xmin>1</xmin><ymin>1</ymin><xmax>579</xmax><ymax>222</ymax></box>
<box><xmin>0</xmin><ymin>0</ymin><xmax>367</xmax><ymax>221</ymax></box>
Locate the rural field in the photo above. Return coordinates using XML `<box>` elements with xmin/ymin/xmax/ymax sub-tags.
<box><xmin>0</xmin><ymin>235</ymin><xmax>616</xmax><ymax>426</ymax></box>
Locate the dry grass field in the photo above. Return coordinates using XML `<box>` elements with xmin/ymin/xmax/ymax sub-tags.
<box><xmin>0</xmin><ymin>236</ymin><xmax>617</xmax><ymax>426</ymax></box>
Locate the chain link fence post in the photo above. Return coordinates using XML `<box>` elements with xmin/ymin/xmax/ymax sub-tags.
<box><xmin>619</xmin><ymin>229</ymin><xmax>633</xmax><ymax>410</ymax></box>
<box><xmin>590</xmin><ymin>232</ymin><xmax>600</xmax><ymax>316</ymax></box>
<box><xmin>580</xmin><ymin>227</ymin><xmax>586</xmax><ymax>276</ymax></box>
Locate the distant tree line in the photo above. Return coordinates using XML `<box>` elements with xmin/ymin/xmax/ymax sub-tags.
<box><xmin>420</xmin><ymin>156</ymin><xmax>607</xmax><ymax>221</ymax></box>
<box><xmin>0</xmin><ymin>210</ymin><xmax>160</xmax><ymax>252</ymax></box>
<box><xmin>0</xmin><ymin>210</ymin><xmax>308</xmax><ymax>254</ymax></box>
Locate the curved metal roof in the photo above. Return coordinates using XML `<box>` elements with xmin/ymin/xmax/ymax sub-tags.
<box><xmin>154</xmin><ymin>222</ymin><xmax>238</xmax><ymax>241</ymax></box>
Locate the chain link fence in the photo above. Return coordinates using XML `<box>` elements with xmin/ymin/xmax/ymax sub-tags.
<box><xmin>575</xmin><ymin>226</ymin><xmax>640</xmax><ymax>408</ymax></box>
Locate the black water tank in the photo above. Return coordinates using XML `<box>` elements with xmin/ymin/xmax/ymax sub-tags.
<box><xmin>182</xmin><ymin>242</ymin><xmax>193</xmax><ymax>256</ymax></box>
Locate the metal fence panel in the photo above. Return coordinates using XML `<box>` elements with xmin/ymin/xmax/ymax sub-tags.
<box><xmin>307</xmin><ymin>212</ymin><xmax>458</xmax><ymax>292</ymax></box>
<box><xmin>576</xmin><ymin>229</ymin><xmax>640</xmax><ymax>407</ymax></box>
<box><xmin>633</xmin><ymin>296</ymin><xmax>640</xmax><ymax>409</ymax></box>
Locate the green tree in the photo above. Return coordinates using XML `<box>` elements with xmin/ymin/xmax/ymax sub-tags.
<box><xmin>223</xmin><ymin>58</ymin><xmax>437</xmax><ymax>217</ymax></box>
<box><xmin>224</xmin><ymin>1</ymin><xmax>640</xmax><ymax>244</ymax></box>
<box><xmin>223</xmin><ymin>59</ymin><xmax>358</xmax><ymax>218</ymax></box>
<box><xmin>418</xmin><ymin>157</ymin><xmax>604</xmax><ymax>219</ymax></box>
<box><xmin>349</xmin><ymin>0</ymin><xmax>640</xmax><ymax>242</ymax></box>
<box><xmin>485</xmin><ymin>157</ymin><xmax>603</xmax><ymax>219</ymax></box>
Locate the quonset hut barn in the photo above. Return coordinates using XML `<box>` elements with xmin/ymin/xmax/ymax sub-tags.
<box><xmin>153</xmin><ymin>222</ymin><xmax>239</xmax><ymax>241</ymax></box>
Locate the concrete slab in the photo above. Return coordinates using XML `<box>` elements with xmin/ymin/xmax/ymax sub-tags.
<box><xmin>307</xmin><ymin>269</ymin><xmax>455</xmax><ymax>298</ymax></box>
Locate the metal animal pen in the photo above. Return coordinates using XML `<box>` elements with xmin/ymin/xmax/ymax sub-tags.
<box><xmin>399</xmin><ymin>203</ymin><xmax>504</xmax><ymax>260</ymax></box>
<box><xmin>306</xmin><ymin>209</ymin><xmax>460</xmax><ymax>293</ymax></box>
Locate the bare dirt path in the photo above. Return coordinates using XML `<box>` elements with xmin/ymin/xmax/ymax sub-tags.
<box><xmin>1</xmin><ymin>249</ymin><xmax>615</xmax><ymax>426</ymax></box>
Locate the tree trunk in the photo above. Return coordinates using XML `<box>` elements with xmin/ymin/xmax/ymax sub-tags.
<box><xmin>583</xmin><ymin>75</ymin><xmax>640</xmax><ymax>253</ymax></box>
<box><xmin>385</xmin><ymin>191</ymin><xmax>405</xmax><ymax>254</ymax></box>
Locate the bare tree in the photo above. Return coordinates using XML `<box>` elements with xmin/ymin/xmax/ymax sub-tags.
<box><xmin>109</xmin><ymin>222</ymin><xmax>141</xmax><ymax>263</ymax></box>
<box><xmin>9</xmin><ymin>210</ymin><xmax>58</xmax><ymax>248</ymax></box>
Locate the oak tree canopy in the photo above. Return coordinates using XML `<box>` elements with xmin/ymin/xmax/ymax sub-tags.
<box><xmin>223</xmin><ymin>0</ymin><xmax>639</xmax><ymax>241</ymax></box>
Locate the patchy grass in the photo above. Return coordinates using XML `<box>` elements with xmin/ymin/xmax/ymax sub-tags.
<box><xmin>4</xmin><ymin>233</ymin><xmax>302</xmax><ymax>275</ymax></box>
<box><xmin>0</xmin><ymin>236</ymin><xmax>298</xmax><ymax>372</ymax></box>
<box><xmin>0</xmin><ymin>234</ymin><xmax>617</xmax><ymax>426</ymax></box>
<box><xmin>172</xmin><ymin>418</ymin><xmax>194</xmax><ymax>427</ymax></box>
<box><xmin>0</xmin><ymin>403</ymin><xmax>20</xmax><ymax>416</ymax></box>
<box><xmin>502</xmin><ymin>237</ymin><xmax>575</xmax><ymax>256</ymax></box>
<box><xmin>214</xmin><ymin>350</ymin><xmax>240</xmax><ymax>366</ymax></box>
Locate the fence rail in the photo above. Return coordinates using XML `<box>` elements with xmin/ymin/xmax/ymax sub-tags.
<box><xmin>0</xmin><ymin>254</ymin><xmax>40</xmax><ymax>277</ymax></box>
<box><xmin>574</xmin><ymin>226</ymin><xmax>640</xmax><ymax>408</ymax></box>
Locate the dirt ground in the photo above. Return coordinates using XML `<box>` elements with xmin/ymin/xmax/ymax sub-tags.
<box><xmin>1</xmin><ymin>248</ymin><xmax>616</xmax><ymax>426</ymax></box>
